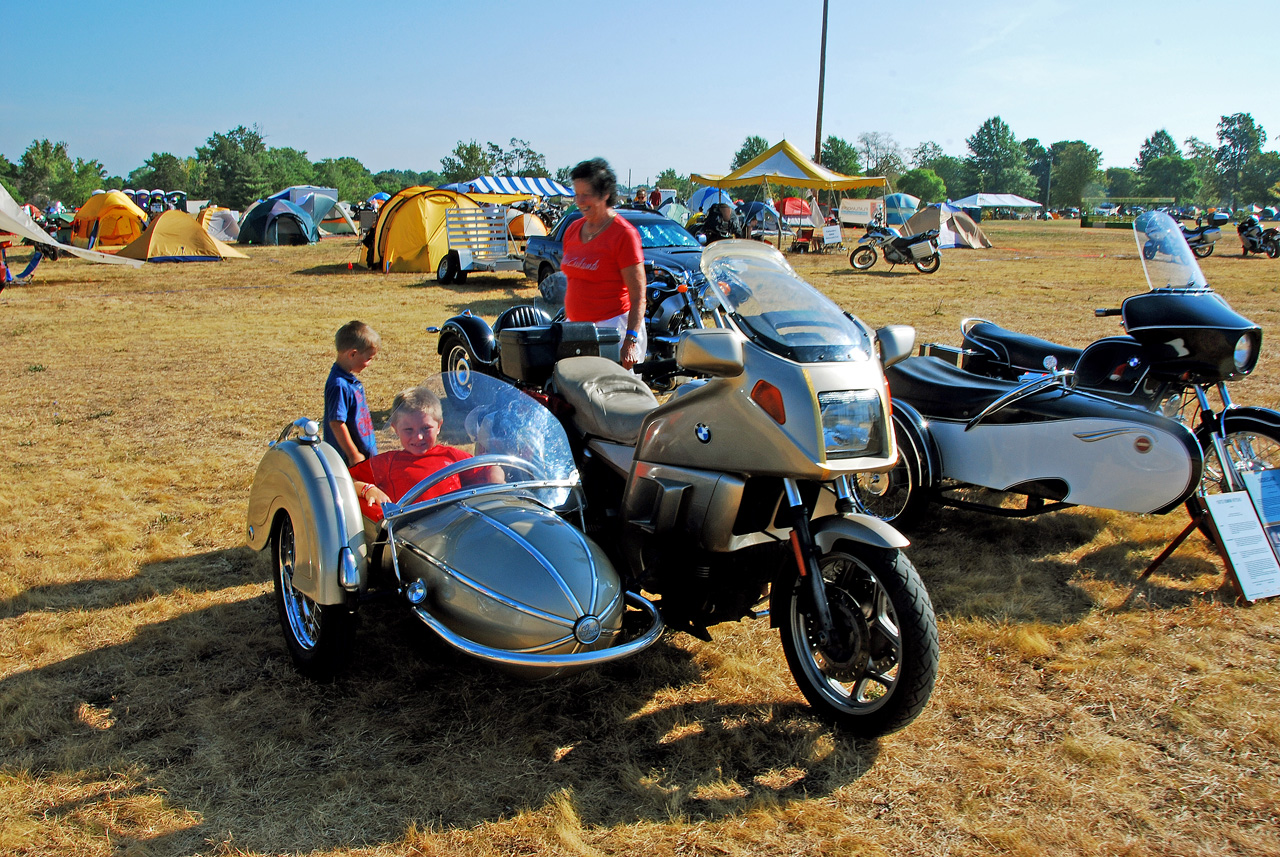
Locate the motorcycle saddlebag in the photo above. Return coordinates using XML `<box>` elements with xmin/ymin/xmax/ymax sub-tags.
<box><xmin>1207</xmin><ymin>211</ymin><xmax>1230</xmax><ymax>226</ymax></box>
<box><xmin>498</xmin><ymin>322</ymin><xmax>622</xmax><ymax>385</ymax></box>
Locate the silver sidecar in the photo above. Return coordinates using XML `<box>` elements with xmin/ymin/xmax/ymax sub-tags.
<box><xmin>246</xmin><ymin>372</ymin><xmax>662</xmax><ymax>679</ymax></box>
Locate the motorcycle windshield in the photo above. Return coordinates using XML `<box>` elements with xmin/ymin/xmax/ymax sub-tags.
<box><xmin>377</xmin><ymin>372</ymin><xmax>578</xmax><ymax>509</ymax></box>
<box><xmin>1134</xmin><ymin>210</ymin><xmax>1209</xmax><ymax>290</ymax></box>
<box><xmin>699</xmin><ymin>240</ymin><xmax>874</xmax><ymax>363</ymax></box>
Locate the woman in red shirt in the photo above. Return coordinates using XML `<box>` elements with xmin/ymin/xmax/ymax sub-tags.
<box><xmin>561</xmin><ymin>158</ymin><xmax>647</xmax><ymax>369</ymax></box>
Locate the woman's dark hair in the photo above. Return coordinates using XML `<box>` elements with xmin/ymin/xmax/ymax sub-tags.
<box><xmin>569</xmin><ymin>158</ymin><xmax>619</xmax><ymax>207</ymax></box>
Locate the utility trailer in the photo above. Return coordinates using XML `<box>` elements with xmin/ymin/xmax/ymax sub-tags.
<box><xmin>436</xmin><ymin>207</ymin><xmax>523</xmax><ymax>283</ymax></box>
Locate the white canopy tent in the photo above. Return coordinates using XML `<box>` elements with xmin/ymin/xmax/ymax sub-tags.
<box><xmin>950</xmin><ymin>193</ymin><xmax>1042</xmax><ymax>209</ymax></box>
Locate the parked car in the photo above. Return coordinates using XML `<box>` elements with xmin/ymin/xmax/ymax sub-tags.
<box><xmin>522</xmin><ymin>208</ymin><xmax>705</xmax><ymax>285</ymax></box>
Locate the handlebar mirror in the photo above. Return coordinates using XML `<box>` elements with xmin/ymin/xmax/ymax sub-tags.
<box><xmin>875</xmin><ymin>324</ymin><xmax>916</xmax><ymax>368</ymax></box>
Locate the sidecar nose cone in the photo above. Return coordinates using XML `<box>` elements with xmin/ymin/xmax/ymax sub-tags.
<box><xmin>574</xmin><ymin>615</ymin><xmax>603</xmax><ymax>645</ymax></box>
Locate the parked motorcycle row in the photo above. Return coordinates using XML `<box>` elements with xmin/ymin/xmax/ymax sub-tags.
<box><xmin>248</xmin><ymin>210</ymin><xmax>1277</xmax><ymax>741</ymax></box>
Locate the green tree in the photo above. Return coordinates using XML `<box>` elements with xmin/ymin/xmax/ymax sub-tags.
<box><xmin>129</xmin><ymin>152</ymin><xmax>196</xmax><ymax>191</ymax></box>
<box><xmin>440</xmin><ymin>140</ymin><xmax>494</xmax><ymax>184</ymax></box>
<box><xmin>654</xmin><ymin>168</ymin><xmax>692</xmax><ymax>201</ymax></box>
<box><xmin>372</xmin><ymin>169</ymin><xmax>439</xmax><ymax>195</ymax></box>
<box><xmin>1</xmin><ymin>154</ymin><xmax>20</xmax><ymax>201</ymax></box>
<box><xmin>197</xmin><ymin>125</ymin><xmax>269</xmax><ymax>208</ymax></box>
<box><xmin>895</xmin><ymin>168</ymin><xmax>945</xmax><ymax>203</ymax></box>
<box><xmin>1139</xmin><ymin>155</ymin><xmax>1199</xmax><ymax>203</ymax></box>
<box><xmin>1104</xmin><ymin>167</ymin><xmax>1138</xmax><ymax>199</ymax></box>
<box><xmin>1023</xmin><ymin>137</ymin><xmax>1051</xmax><ymax>204</ymax></box>
<box><xmin>909</xmin><ymin>141</ymin><xmax>944</xmax><ymax>169</ymax></box>
<box><xmin>820</xmin><ymin>135</ymin><xmax>860</xmax><ymax>176</ymax></box>
<box><xmin>1184</xmin><ymin>136</ymin><xmax>1220</xmax><ymax>206</ymax></box>
<box><xmin>1241</xmin><ymin>151</ymin><xmax>1280</xmax><ymax>206</ymax></box>
<box><xmin>1047</xmin><ymin>141</ymin><xmax>1102</xmax><ymax>207</ymax></box>
<box><xmin>261</xmin><ymin>146</ymin><xmax>315</xmax><ymax>193</ymax></box>
<box><xmin>484</xmin><ymin>138</ymin><xmax>549</xmax><ymax>177</ymax></box>
<box><xmin>965</xmin><ymin>117</ymin><xmax>1037</xmax><ymax>197</ymax></box>
<box><xmin>857</xmin><ymin>132</ymin><xmax>904</xmax><ymax>182</ymax></box>
<box><xmin>731</xmin><ymin>136</ymin><xmax>770</xmax><ymax>170</ymax></box>
<box><xmin>1136</xmin><ymin>129</ymin><xmax>1178</xmax><ymax>171</ymax></box>
<box><xmin>928</xmin><ymin>155</ymin><xmax>972</xmax><ymax>200</ymax></box>
<box><xmin>17</xmin><ymin>139</ymin><xmax>72</xmax><ymax>205</ymax></box>
<box><xmin>1215</xmin><ymin>113</ymin><xmax>1266</xmax><ymax>205</ymax></box>
<box><xmin>313</xmin><ymin>157</ymin><xmax>376</xmax><ymax>201</ymax></box>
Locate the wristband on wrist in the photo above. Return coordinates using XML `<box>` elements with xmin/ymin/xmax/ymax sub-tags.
<box><xmin>625</xmin><ymin>329</ymin><xmax>639</xmax><ymax>340</ymax></box>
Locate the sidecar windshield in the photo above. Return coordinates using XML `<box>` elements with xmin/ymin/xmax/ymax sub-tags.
<box><xmin>372</xmin><ymin>372</ymin><xmax>577</xmax><ymax>509</ymax></box>
<box><xmin>699</xmin><ymin>240</ymin><xmax>874</xmax><ymax>363</ymax></box>
<box><xmin>1134</xmin><ymin>210</ymin><xmax>1209</xmax><ymax>290</ymax></box>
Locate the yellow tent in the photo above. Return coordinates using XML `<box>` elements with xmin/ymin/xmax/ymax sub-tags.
<box><xmin>692</xmin><ymin>140</ymin><xmax>886</xmax><ymax>191</ymax></box>
<box><xmin>117</xmin><ymin>210</ymin><xmax>248</xmax><ymax>262</ymax></box>
<box><xmin>70</xmin><ymin>190</ymin><xmax>148</xmax><ymax>251</ymax></box>
<box><xmin>368</xmin><ymin>186</ymin><xmax>482</xmax><ymax>273</ymax></box>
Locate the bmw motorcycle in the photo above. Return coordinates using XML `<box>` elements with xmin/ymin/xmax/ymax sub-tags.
<box><xmin>1174</xmin><ymin>212</ymin><xmax>1226</xmax><ymax>259</ymax></box>
<box><xmin>854</xmin><ymin>210</ymin><xmax>1280</xmax><ymax>530</ymax></box>
<box><xmin>849</xmin><ymin>216</ymin><xmax>941</xmax><ymax>274</ymax></box>
<box><xmin>1238</xmin><ymin>214</ymin><xmax>1280</xmax><ymax>258</ymax></box>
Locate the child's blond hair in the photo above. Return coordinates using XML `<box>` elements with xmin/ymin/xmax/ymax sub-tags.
<box><xmin>389</xmin><ymin>386</ymin><xmax>443</xmax><ymax>428</ymax></box>
<box><xmin>335</xmin><ymin>320</ymin><xmax>380</xmax><ymax>353</ymax></box>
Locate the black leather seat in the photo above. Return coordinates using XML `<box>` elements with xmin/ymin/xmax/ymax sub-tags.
<box><xmin>963</xmin><ymin>321</ymin><xmax>1083</xmax><ymax>373</ymax></box>
<box><xmin>886</xmin><ymin>356</ymin><xmax>1022</xmax><ymax>421</ymax></box>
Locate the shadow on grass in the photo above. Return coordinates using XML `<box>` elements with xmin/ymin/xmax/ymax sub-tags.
<box><xmin>293</xmin><ymin>263</ymin><xmax>364</xmax><ymax>276</ymax></box>
<box><xmin>829</xmin><ymin>268</ymin><xmax>932</xmax><ymax>278</ymax></box>
<box><xmin>0</xmin><ymin>550</ymin><xmax>880</xmax><ymax>854</ymax></box>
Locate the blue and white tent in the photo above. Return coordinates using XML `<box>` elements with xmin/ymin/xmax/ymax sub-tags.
<box><xmin>455</xmin><ymin>176</ymin><xmax>572</xmax><ymax>197</ymax></box>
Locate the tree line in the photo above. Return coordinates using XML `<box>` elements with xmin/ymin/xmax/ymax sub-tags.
<box><xmin>4</xmin><ymin>115</ymin><xmax>1278</xmax><ymax>212</ymax></box>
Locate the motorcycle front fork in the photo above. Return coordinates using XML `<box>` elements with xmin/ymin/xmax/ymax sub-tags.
<box><xmin>1195</xmin><ymin>383</ymin><xmax>1245</xmax><ymax>493</ymax></box>
<box><xmin>783</xmin><ymin>478</ymin><xmax>834</xmax><ymax>645</ymax></box>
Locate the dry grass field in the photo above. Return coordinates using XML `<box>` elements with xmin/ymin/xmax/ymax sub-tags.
<box><xmin>1</xmin><ymin>221</ymin><xmax>1278</xmax><ymax>857</ymax></box>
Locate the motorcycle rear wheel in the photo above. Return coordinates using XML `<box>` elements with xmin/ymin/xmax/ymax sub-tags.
<box><xmin>1187</xmin><ymin>411</ymin><xmax>1280</xmax><ymax>538</ymax></box>
<box><xmin>850</xmin><ymin>247</ymin><xmax>877</xmax><ymax>270</ymax></box>
<box><xmin>913</xmin><ymin>254</ymin><xmax>941</xmax><ymax>274</ymax></box>
<box><xmin>776</xmin><ymin>543</ymin><xmax>938</xmax><ymax>737</ymax></box>
<box><xmin>1266</xmin><ymin>240</ymin><xmax>1280</xmax><ymax>259</ymax></box>
<box><xmin>1192</xmin><ymin>243</ymin><xmax>1214</xmax><ymax>259</ymax></box>
<box><xmin>275</xmin><ymin>513</ymin><xmax>351</xmax><ymax>679</ymax></box>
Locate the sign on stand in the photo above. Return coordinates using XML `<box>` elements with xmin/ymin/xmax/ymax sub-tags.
<box><xmin>1204</xmin><ymin>481</ymin><xmax>1280</xmax><ymax>602</ymax></box>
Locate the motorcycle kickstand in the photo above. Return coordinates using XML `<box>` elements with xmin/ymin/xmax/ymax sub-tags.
<box><xmin>783</xmin><ymin>478</ymin><xmax>835</xmax><ymax>646</ymax></box>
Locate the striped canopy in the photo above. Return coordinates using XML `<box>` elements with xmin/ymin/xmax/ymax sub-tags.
<box><xmin>462</xmin><ymin>176</ymin><xmax>572</xmax><ymax>197</ymax></box>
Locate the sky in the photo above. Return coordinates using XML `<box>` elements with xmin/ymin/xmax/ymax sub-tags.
<box><xmin>4</xmin><ymin>0</ymin><xmax>1276</xmax><ymax>186</ymax></box>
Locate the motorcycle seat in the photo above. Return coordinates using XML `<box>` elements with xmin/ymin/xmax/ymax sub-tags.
<box><xmin>552</xmin><ymin>356</ymin><xmax>659</xmax><ymax>444</ymax></box>
<box><xmin>963</xmin><ymin>321</ymin><xmax>1082</xmax><ymax>373</ymax></box>
<box><xmin>886</xmin><ymin>356</ymin><xmax>1023</xmax><ymax>421</ymax></box>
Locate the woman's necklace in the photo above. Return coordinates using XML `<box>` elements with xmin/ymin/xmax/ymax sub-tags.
<box><xmin>581</xmin><ymin>215</ymin><xmax>610</xmax><ymax>243</ymax></box>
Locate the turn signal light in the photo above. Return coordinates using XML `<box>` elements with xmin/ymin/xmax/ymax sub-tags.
<box><xmin>751</xmin><ymin>380</ymin><xmax>786</xmax><ymax>424</ymax></box>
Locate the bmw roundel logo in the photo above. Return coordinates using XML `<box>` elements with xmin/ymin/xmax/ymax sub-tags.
<box><xmin>695</xmin><ymin>423</ymin><xmax>711</xmax><ymax>443</ymax></box>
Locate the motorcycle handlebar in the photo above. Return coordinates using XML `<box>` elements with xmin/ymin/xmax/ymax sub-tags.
<box><xmin>1094</xmin><ymin>308</ymin><xmax>1122</xmax><ymax>317</ymax></box>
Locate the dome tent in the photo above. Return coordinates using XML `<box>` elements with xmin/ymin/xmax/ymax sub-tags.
<box><xmin>238</xmin><ymin>199</ymin><xmax>320</xmax><ymax>245</ymax></box>
<box><xmin>903</xmin><ymin>204</ymin><xmax>992</xmax><ymax>249</ymax></box>
<box><xmin>366</xmin><ymin>186</ymin><xmax>482</xmax><ymax>273</ymax></box>
<box><xmin>118</xmin><ymin>211</ymin><xmax>248</xmax><ymax>262</ymax></box>
<box><xmin>70</xmin><ymin>190</ymin><xmax>148</xmax><ymax>251</ymax></box>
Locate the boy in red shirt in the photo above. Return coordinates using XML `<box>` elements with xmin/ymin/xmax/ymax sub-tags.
<box><xmin>349</xmin><ymin>386</ymin><xmax>498</xmax><ymax>522</ymax></box>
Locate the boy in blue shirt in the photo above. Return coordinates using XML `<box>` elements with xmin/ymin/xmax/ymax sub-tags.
<box><xmin>324</xmin><ymin>320</ymin><xmax>380</xmax><ymax>466</ymax></box>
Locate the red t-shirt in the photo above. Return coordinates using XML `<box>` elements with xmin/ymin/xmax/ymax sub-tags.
<box><xmin>349</xmin><ymin>445</ymin><xmax>472</xmax><ymax>522</ymax></box>
<box><xmin>561</xmin><ymin>215</ymin><xmax>644</xmax><ymax>323</ymax></box>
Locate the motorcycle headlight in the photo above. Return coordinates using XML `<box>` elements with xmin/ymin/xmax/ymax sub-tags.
<box><xmin>818</xmin><ymin>390</ymin><xmax>884</xmax><ymax>459</ymax></box>
<box><xmin>1234</xmin><ymin>333</ymin><xmax>1255</xmax><ymax>372</ymax></box>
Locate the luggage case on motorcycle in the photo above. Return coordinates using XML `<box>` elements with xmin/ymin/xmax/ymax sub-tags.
<box><xmin>498</xmin><ymin>322</ymin><xmax>622</xmax><ymax>385</ymax></box>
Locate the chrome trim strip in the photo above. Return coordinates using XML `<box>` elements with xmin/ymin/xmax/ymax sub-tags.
<box><xmin>399</xmin><ymin>540</ymin><xmax>576</xmax><ymax>629</ymax></box>
<box><xmin>1073</xmin><ymin>428</ymin><xmax>1144</xmax><ymax>442</ymax></box>
<box><xmin>411</xmin><ymin>591</ymin><xmax>664</xmax><ymax>669</ymax></box>
<box><xmin>462</xmin><ymin>505</ymin><xmax>584</xmax><ymax>616</ymax></box>
<box><xmin>383</xmin><ymin>478</ymin><xmax>579</xmax><ymax>524</ymax></box>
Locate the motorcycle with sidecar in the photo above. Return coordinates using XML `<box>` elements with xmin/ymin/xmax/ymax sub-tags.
<box><xmin>852</xmin><ymin>210</ymin><xmax>1280</xmax><ymax>531</ymax></box>
<box><xmin>248</xmin><ymin>241</ymin><xmax>939</xmax><ymax>737</ymax></box>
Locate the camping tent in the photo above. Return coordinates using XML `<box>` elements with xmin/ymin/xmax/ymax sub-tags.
<box><xmin>688</xmin><ymin>186</ymin><xmax>737</xmax><ymax>213</ymax></box>
<box><xmin>883</xmin><ymin>193</ymin><xmax>920</xmax><ymax>226</ymax></box>
<box><xmin>197</xmin><ymin>207</ymin><xmax>241</xmax><ymax>242</ymax></box>
<box><xmin>238</xmin><ymin>199</ymin><xmax>320</xmax><ymax>245</ymax></box>
<box><xmin>904</xmin><ymin>204</ymin><xmax>992</xmax><ymax>249</ymax></box>
<box><xmin>659</xmin><ymin>202</ymin><xmax>692</xmax><ymax>226</ymax></box>
<box><xmin>776</xmin><ymin>197</ymin><xmax>815</xmax><ymax>225</ymax></box>
<box><xmin>367</xmin><ymin>186</ymin><xmax>482</xmax><ymax>273</ymax></box>
<box><xmin>319</xmin><ymin>201</ymin><xmax>359</xmax><ymax>236</ymax></box>
<box><xmin>0</xmin><ymin>184</ymin><xmax>142</xmax><ymax>268</ymax></box>
<box><xmin>268</xmin><ymin>186</ymin><xmax>340</xmax><ymax>222</ymax></box>
<box><xmin>740</xmin><ymin>201</ymin><xmax>788</xmax><ymax>237</ymax></box>
<box><xmin>69</xmin><ymin>190</ymin><xmax>148</xmax><ymax>251</ymax></box>
<box><xmin>693</xmin><ymin>140</ymin><xmax>885</xmax><ymax>192</ymax></box>
<box><xmin>950</xmin><ymin>193</ymin><xmax>1042</xmax><ymax>209</ymax></box>
<box><xmin>118</xmin><ymin>211</ymin><xmax>249</xmax><ymax>262</ymax></box>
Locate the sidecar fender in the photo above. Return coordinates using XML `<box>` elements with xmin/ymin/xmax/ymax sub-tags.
<box><xmin>890</xmin><ymin>400</ymin><xmax>942</xmax><ymax>490</ymax></box>
<box><xmin>438</xmin><ymin>314</ymin><xmax>497</xmax><ymax>366</ymax></box>
<box><xmin>812</xmin><ymin>513</ymin><xmax>910</xmax><ymax>552</ymax></box>
<box><xmin>246</xmin><ymin>437</ymin><xmax>367</xmax><ymax>605</ymax></box>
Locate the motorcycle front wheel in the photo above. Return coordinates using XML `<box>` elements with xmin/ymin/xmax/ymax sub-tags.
<box><xmin>1192</xmin><ymin>243</ymin><xmax>1214</xmax><ymax>259</ymax></box>
<box><xmin>850</xmin><ymin>247</ymin><xmax>877</xmax><ymax>270</ymax></box>
<box><xmin>776</xmin><ymin>544</ymin><xmax>938</xmax><ymax>737</ymax></box>
<box><xmin>1187</xmin><ymin>410</ymin><xmax>1280</xmax><ymax>536</ymax></box>
<box><xmin>913</xmin><ymin>253</ymin><xmax>941</xmax><ymax>274</ymax></box>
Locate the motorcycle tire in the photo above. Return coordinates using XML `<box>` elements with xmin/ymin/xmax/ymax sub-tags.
<box><xmin>1192</xmin><ymin>243</ymin><xmax>1214</xmax><ymax>259</ymax></box>
<box><xmin>913</xmin><ymin>254</ymin><xmax>941</xmax><ymax>274</ymax></box>
<box><xmin>852</xmin><ymin>434</ymin><xmax>930</xmax><ymax>530</ymax></box>
<box><xmin>1187</xmin><ymin>410</ymin><xmax>1280</xmax><ymax>541</ymax></box>
<box><xmin>850</xmin><ymin>247</ymin><xmax>877</xmax><ymax>270</ymax></box>
<box><xmin>275</xmin><ymin>513</ymin><xmax>351</xmax><ymax>679</ymax></box>
<box><xmin>1142</xmin><ymin>241</ymin><xmax>1158</xmax><ymax>261</ymax></box>
<box><xmin>775</xmin><ymin>543</ymin><xmax>938</xmax><ymax>738</ymax></box>
<box><xmin>439</xmin><ymin>332</ymin><xmax>489</xmax><ymax>402</ymax></box>
<box><xmin>1266</xmin><ymin>240</ymin><xmax>1280</xmax><ymax>260</ymax></box>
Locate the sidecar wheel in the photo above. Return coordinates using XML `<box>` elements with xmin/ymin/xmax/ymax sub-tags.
<box><xmin>274</xmin><ymin>513</ymin><xmax>351</xmax><ymax>679</ymax></box>
<box><xmin>439</xmin><ymin>333</ymin><xmax>489</xmax><ymax>402</ymax></box>
<box><xmin>851</xmin><ymin>437</ymin><xmax>930</xmax><ymax>529</ymax></box>
<box><xmin>913</xmin><ymin>253</ymin><xmax>941</xmax><ymax>274</ymax></box>
<box><xmin>1188</xmin><ymin>413</ymin><xmax>1280</xmax><ymax>541</ymax></box>
<box><xmin>776</xmin><ymin>544</ymin><xmax>938</xmax><ymax>737</ymax></box>
<box><xmin>1192</xmin><ymin>243</ymin><xmax>1213</xmax><ymax>259</ymax></box>
<box><xmin>850</xmin><ymin>247</ymin><xmax>877</xmax><ymax>270</ymax></box>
